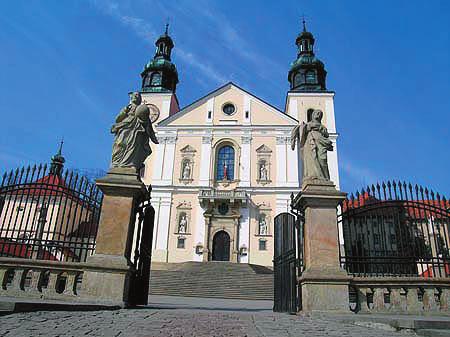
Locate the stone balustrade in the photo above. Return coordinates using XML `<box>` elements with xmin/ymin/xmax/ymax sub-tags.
<box><xmin>350</xmin><ymin>277</ymin><xmax>450</xmax><ymax>314</ymax></box>
<box><xmin>0</xmin><ymin>257</ymin><xmax>85</xmax><ymax>301</ymax></box>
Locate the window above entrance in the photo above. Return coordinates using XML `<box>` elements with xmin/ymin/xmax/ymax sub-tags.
<box><xmin>216</xmin><ymin>145</ymin><xmax>235</xmax><ymax>181</ymax></box>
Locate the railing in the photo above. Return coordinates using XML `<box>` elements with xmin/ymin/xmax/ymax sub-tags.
<box><xmin>339</xmin><ymin>181</ymin><xmax>450</xmax><ymax>314</ymax></box>
<box><xmin>199</xmin><ymin>189</ymin><xmax>247</xmax><ymax>200</ymax></box>
<box><xmin>0</xmin><ymin>257</ymin><xmax>84</xmax><ymax>300</ymax></box>
<box><xmin>339</xmin><ymin>180</ymin><xmax>450</xmax><ymax>278</ymax></box>
<box><xmin>350</xmin><ymin>277</ymin><xmax>450</xmax><ymax>314</ymax></box>
<box><xmin>0</xmin><ymin>164</ymin><xmax>103</xmax><ymax>262</ymax></box>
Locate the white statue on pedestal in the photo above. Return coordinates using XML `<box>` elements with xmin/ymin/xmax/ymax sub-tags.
<box><xmin>182</xmin><ymin>161</ymin><xmax>191</xmax><ymax>179</ymax></box>
<box><xmin>260</xmin><ymin>162</ymin><xmax>268</xmax><ymax>181</ymax></box>
<box><xmin>259</xmin><ymin>217</ymin><xmax>268</xmax><ymax>235</ymax></box>
<box><xmin>179</xmin><ymin>215</ymin><xmax>187</xmax><ymax>233</ymax></box>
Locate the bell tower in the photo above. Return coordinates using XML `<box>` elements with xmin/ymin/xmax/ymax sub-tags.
<box><xmin>285</xmin><ymin>20</ymin><xmax>340</xmax><ymax>189</ymax></box>
<box><xmin>288</xmin><ymin>19</ymin><xmax>327</xmax><ymax>92</ymax></box>
<box><xmin>139</xmin><ymin>24</ymin><xmax>180</xmax><ymax>124</ymax></box>
<box><xmin>141</xmin><ymin>24</ymin><xmax>179</xmax><ymax>94</ymax></box>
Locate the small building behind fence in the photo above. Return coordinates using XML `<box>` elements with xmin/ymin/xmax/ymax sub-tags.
<box><xmin>0</xmin><ymin>145</ymin><xmax>103</xmax><ymax>263</ymax></box>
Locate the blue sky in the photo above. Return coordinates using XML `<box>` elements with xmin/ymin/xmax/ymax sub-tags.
<box><xmin>0</xmin><ymin>0</ymin><xmax>449</xmax><ymax>195</ymax></box>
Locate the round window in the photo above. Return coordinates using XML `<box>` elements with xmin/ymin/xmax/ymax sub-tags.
<box><xmin>222</xmin><ymin>103</ymin><xmax>236</xmax><ymax>116</ymax></box>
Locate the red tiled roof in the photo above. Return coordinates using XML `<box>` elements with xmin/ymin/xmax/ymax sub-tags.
<box><xmin>0</xmin><ymin>239</ymin><xmax>31</xmax><ymax>258</ymax></box>
<box><xmin>5</xmin><ymin>174</ymin><xmax>72</xmax><ymax>197</ymax></box>
<box><xmin>343</xmin><ymin>194</ymin><xmax>450</xmax><ymax>219</ymax></box>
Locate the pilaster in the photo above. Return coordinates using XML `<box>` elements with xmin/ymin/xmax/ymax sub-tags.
<box><xmin>199</xmin><ymin>134</ymin><xmax>213</xmax><ymax>186</ymax></box>
<box><xmin>275</xmin><ymin>136</ymin><xmax>287</xmax><ymax>186</ymax></box>
<box><xmin>239</xmin><ymin>206</ymin><xmax>250</xmax><ymax>263</ymax></box>
<box><xmin>161</xmin><ymin>135</ymin><xmax>177</xmax><ymax>185</ymax></box>
<box><xmin>239</xmin><ymin>135</ymin><xmax>251</xmax><ymax>187</ymax></box>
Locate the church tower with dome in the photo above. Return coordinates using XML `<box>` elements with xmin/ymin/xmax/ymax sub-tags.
<box><xmin>140</xmin><ymin>22</ymin><xmax>340</xmax><ymax>266</ymax></box>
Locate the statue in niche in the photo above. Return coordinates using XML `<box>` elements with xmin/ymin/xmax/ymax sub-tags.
<box><xmin>259</xmin><ymin>217</ymin><xmax>268</xmax><ymax>235</ymax></box>
<box><xmin>178</xmin><ymin>215</ymin><xmax>187</xmax><ymax>233</ymax></box>
<box><xmin>260</xmin><ymin>162</ymin><xmax>268</xmax><ymax>181</ymax></box>
<box><xmin>291</xmin><ymin>109</ymin><xmax>333</xmax><ymax>182</ymax></box>
<box><xmin>182</xmin><ymin>161</ymin><xmax>191</xmax><ymax>179</ymax></box>
<box><xmin>111</xmin><ymin>92</ymin><xmax>159</xmax><ymax>170</ymax></box>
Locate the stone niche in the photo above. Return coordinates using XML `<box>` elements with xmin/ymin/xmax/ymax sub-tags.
<box><xmin>255</xmin><ymin>202</ymin><xmax>272</xmax><ymax>237</ymax></box>
<box><xmin>179</xmin><ymin>145</ymin><xmax>196</xmax><ymax>184</ymax></box>
<box><xmin>174</xmin><ymin>201</ymin><xmax>192</xmax><ymax>235</ymax></box>
<box><xmin>256</xmin><ymin>145</ymin><xmax>272</xmax><ymax>185</ymax></box>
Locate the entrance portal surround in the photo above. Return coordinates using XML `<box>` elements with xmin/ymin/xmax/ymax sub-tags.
<box><xmin>203</xmin><ymin>213</ymin><xmax>240</xmax><ymax>263</ymax></box>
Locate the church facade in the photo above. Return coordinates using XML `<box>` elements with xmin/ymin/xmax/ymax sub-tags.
<box><xmin>140</xmin><ymin>23</ymin><xmax>340</xmax><ymax>267</ymax></box>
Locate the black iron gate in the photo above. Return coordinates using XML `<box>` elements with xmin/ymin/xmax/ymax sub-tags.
<box><xmin>0</xmin><ymin>163</ymin><xmax>102</xmax><ymax>262</ymax></box>
<box><xmin>339</xmin><ymin>181</ymin><xmax>450</xmax><ymax>278</ymax></box>
<box><xmin>129</xmin><ymin>193</ymin><xmax>154</xmax><ymax>305</ymax></box>
<box><xmin>273</xmin><ymin>212</ymin><xmax>297</xmax><ymax>313</ymax></box>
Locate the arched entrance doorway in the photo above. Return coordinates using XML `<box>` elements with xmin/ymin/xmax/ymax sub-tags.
<box><xmin>212</xmin><ymin>231</ymin><xmax>230</xmax><ymax>261</ymax></box>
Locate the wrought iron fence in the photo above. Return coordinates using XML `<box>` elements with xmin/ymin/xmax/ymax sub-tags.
<box><xmin>0</xmin><ymin>164</ymin><xmax>103</xmax><ymax>262</ymax></box>
<box><xmin>338</xmin><ymin>181</ymin><xmax>450</xmax><ymax>278</ymax></box>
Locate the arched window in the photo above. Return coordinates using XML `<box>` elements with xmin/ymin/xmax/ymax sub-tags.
<box><xmin>151</xmin><ymin>72</ymin><xmax>162</xmax><ymax>86</ymax></box>
<box><xmin>144</xmin><ymin>74</ymin><xmax>152</xmax><ymax>87</ymax></box>
<box><xmin>216</xmin><ymin>145</ymin><xmax>235</xmax><ymax>180</ymax></box>
<box><xmin>306</xmin><ymin>70</ymin><xmax>316</xmax><ymax>84</ymax></box>
<box><xmin>294</xmin><ymin>73</ymin><xmax>303</xmax><ymax>87</ymax></box>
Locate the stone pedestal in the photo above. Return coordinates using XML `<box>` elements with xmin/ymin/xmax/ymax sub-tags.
<box><xmin>296</xmin><ymin>180</ymin><xmax>351</xmax><ymax>313</ymax></box>
<box><xmin>82</xmin><ymin>168</ymin><xmax>147</xmax><ymax>307</ymax></box>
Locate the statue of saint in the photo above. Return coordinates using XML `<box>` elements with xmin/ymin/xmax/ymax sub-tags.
<box><xmin>291</xmin><ymin>109</ymin><xmax>333</xmax><ymax>182</ymax></box>
<box><xmin>182</xmin><ymin>161</ymin><xmax>191</xmax><ymax>179</ymax></box>
<box><xmin>260</xmin><ymin>162</ymin><xmax>268</xmax><ymax>181</ymax></box>
<box><xmin>178</xmin><ymin>215</ymin><xmax>187</xmax><ymax>233</ymax></box>
<box><xmin>259</xmin><ymin>217</ymin><xmax>268</xmax><ymax>235</ymax></box>
<box><xmin>111</xmin><ymin>92</ymin><xmax>158</xmax><ymax>170</ymax></box>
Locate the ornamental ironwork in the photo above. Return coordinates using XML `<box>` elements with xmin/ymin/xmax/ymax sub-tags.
<box><xmin>0</xmin><ymin>164</ymin><xmax>103</xmax><ymax>262</ymax></box>
<box><xmin>338</xmin><ymin>181</ymin><xmax>450</xmax><ymax>278</ymax></box>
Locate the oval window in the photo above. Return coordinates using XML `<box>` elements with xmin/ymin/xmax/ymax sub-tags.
<box><xmin>222</xmin><ymin>103</ymin><xmax>236</xmax><ymax>115</ymax></box>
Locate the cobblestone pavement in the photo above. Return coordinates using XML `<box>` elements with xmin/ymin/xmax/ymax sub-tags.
<box><xmin>0</xmin><ymin>308</ymin><xmax>419</xmax><ymax>337</ymax></box>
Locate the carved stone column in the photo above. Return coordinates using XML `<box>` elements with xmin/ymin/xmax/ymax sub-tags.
<box><xmin>295</xmin><ymin>181</ymin><xmax>351</xmax><ymax>313</ymax></box>
<box><xmin>82</xmin><ymin>168</ymin><xmax>147</xmax><ymax>307</ymax></box>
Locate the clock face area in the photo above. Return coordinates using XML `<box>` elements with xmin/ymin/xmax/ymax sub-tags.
<box><xmin>145</xmin><ymin>103</ymin><xmax>160</xmax><ymax>122</ymax></box>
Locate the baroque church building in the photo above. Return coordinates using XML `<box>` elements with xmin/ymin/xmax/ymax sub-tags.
<box><xmin>140</xmin><ymin>23</ymin><xmax>340</xmax><ymax>267</ymax></box>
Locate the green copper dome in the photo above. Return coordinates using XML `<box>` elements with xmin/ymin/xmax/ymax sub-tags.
<box><xmin>141</xmin><ymin>24</ymin><xmax>179</xmax><ymax>93</ymax></box>
<box><xmin>288</xmin><ymin>20</ymin><xmax>327</xmax><ymax>92</ymax></box>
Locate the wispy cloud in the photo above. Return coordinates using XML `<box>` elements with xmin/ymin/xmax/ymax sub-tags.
<box><xmin>175</xmin><ymin>1</ymin><xmax>285</xmax><ymax>86</ymax></box>
<box><xmin>91</xmin><ymin>0</ymin><xmax>229</xmax><ymax>85</ymax></box>
<box><xmin>340</xmin><ymin>157</ymin><xmax>380</xmax><ymax>190</ymax></box>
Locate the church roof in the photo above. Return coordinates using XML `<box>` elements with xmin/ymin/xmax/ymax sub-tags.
<box><xmin>158</xmin><ymin>82</ymin><xmax>298</xmax><ymax>126</ymax></box>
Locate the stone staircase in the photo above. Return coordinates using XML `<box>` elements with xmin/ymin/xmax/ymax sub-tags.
<box><xmin>149</xmin><ymin>262</ymin><xmax>274</xmax><ymax>300</ymax></box>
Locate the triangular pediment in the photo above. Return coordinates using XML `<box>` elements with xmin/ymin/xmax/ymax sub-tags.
<box><xmin>158</xmin><ymin>82</ymin><xmax>298</xmax><ymax>127</ymax></box>
<box><xmin>256</xmin><ymin>144</ymin><xmax>272</xmax><ymax>153</ymax></box>
<box><xmin>180</xmin><ymin>145</ymin><xmax>196</xmax><ymax>153</ymax></box>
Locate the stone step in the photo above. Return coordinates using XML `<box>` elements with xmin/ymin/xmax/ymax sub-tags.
<box><xmin>416</xmin><ymin>329</ymin><xmax>450</xmax><ymax>337</ymax></box>
<box><xmin>149</xmin><ymin>262</ymin><xmax>274</xmax><ymax>300</ymax></box>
